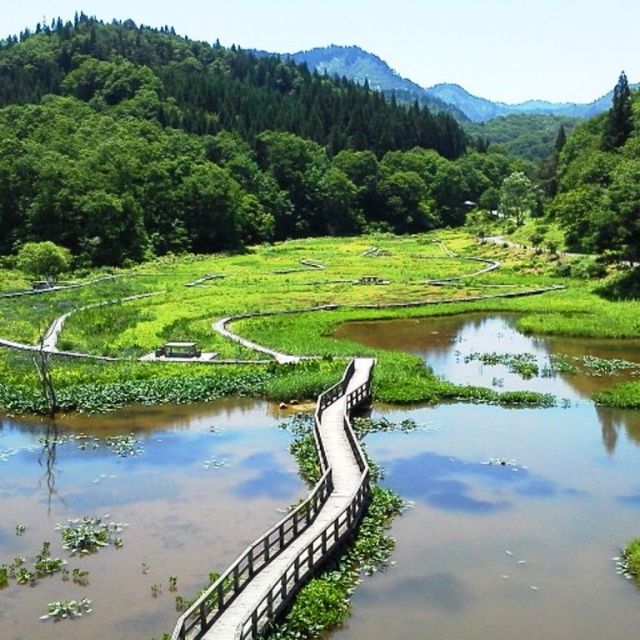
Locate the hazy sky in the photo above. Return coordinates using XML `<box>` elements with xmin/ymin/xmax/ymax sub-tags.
<box><xmin>3</xmin><ymin>0</ymin><xmax>638</xmax><ymax>103</ymax></box>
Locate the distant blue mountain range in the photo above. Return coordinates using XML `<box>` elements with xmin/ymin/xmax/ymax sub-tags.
<box><xmin>259</xmin><ymin>44</ymin><xmax>635</xmax><ymax>122</ymax></box>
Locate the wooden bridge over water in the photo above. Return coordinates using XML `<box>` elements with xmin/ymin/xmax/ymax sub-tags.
<box><xmin>171</xmin><ymin>357</ymin><xmax>375</xmax><ymax>640</ymax></box>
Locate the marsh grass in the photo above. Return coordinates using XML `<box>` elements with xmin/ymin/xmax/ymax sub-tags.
<box><xmin>2</xmin><ymin>229</ymin><xmax>640</xmax><ymax>412</ymax></box>
<box><xmin>622</xmin><ymin>539</ymin><xmax>640</xmax><ymax>580</ymax></box>
<box><xmin>594</xmin><ymin>381</ymin><xmax>640</xmax><ymax>409</ymax></box>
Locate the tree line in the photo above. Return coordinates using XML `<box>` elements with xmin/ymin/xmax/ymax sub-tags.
<box><xmin>551</xmin><ymin>72</ymin><xmax>639</xmax><ymax>263</ymax></box>
<box><xmin>0</xmin><ymin>96</ymin><xmax>518</xmax><ymax>266</ymax></box>
<box><xmin>0</xmin><ymin>14</ymin><xmax>466</xmax><ymax>159</ymax></box>
<box><xmin>0</xmin><ymin>16</ymin><xmax>524</xmax><ymax>267</ymax></box>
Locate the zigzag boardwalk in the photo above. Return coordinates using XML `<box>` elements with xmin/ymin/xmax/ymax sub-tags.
<box><xmin>171</xmin><ymin>358</ymin><xmax>375</xmax><ymax>640</ymax></box>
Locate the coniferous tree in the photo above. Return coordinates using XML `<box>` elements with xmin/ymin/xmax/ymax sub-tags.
<box><xmin>555</xmin><ymin>125</ymin><xmax>567</xmax><ymax>153</ymax></box>
<box><xmin>602</xmin><ymin>71</ymin><xmax>633</xmax><ymax>151</ymax></box>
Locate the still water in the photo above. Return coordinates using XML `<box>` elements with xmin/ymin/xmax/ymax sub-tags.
<box><xmin>334</xmin><ymin>314</ymin><xmax>640</xmax><ymax>640</ymax></box>
<box><xmin>0</xmin><ymin>400</ymin><xmax>303</xmax><ymax>640</ymax></box>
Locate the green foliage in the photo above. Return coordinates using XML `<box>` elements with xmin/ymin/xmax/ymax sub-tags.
<box><xmin>596</xmin><ymin>268</ymin><xmax>640</xmax><ymax>300</ymax></box>
<box><xmin>15</xmin><ymin>241</ymin><xmax>71</xmax><ymax>278</ymax></box>
<box><xmin>602</xmin><ymin>72</ymin><xmax>634</xmax><ymax>151</ymax></box>
<box><xmin>551</xmin><ymin>76</ymin><xmax>640</xmax><ymax>260</ymax></box>
<box><xmin>464</xmin><ymin>352</ymin><xmax>540</xmax><ymax>378</ymax></box>
<box><xmin>0</xmin><ymin>18</ymin><xmax>467</xmax><ymax>159</ymax></box>
<box><xmin>0</xmin><ymin>18</ymin><xmax>549</xmax><ymax>267</ymax></box>
<box><xmin>466</xmin><ymin>114</ymin><xmax>577</xmax><ymax>160</ymax></box>
<box><xmin>499</xmin><ymin>171</ymin><xmax>539</xmax><ymax>225</ymax></box>
<box><xmin>40</xmin><ymin>598</ymin><xmax>92</xmax><ymax>621</ymax></box>
<box><xmin>594</xmin><ymin>381</ymin><xmax>640</xmax><ymax>408</ymax></box>
<box><xmin>57</xmin><ymin>516</ymin><xmax>127</xmax><ymax>554</ymax></box>
<box><xmin>622</xmin><ymin>538</ymin><xmax>640</xmax><ymax>579</ymax></box>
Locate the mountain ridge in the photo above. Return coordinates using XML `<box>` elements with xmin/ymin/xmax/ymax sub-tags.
<box><xmin>278</xmin><ymin>45</ymin><xmax>635</xmax><ymax>122</ymax></box>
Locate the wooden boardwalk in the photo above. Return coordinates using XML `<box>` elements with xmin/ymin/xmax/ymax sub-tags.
<box><xmin>171</xmin><ymin>358</ymin><xmax>375</xmax><ymax>640</ymax></box>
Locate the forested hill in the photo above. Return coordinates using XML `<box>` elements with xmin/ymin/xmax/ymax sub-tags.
<box><xmin>283</xmin><ymin>45</ymin><xmax>467</xmax><ymax>119</ymax></box>
<box><xmin>551</xmin><ymin>74</ymin><xmax>640</xmax><ymax>262</ymax></box>
<box><xmin>0</xmin><ymin>15</ymin><xmax>521</xmax><ymax>268</ymax></box>
<box><xmin>0</xmin><ymin>16</ymin><xmax>465</xmax><ymax>159</ymax></box>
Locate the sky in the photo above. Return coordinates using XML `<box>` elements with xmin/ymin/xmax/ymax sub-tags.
<box><xmin>3</xmin><ymin>0</ymin><xmax>639</xmax><ymax>104</ymax></box>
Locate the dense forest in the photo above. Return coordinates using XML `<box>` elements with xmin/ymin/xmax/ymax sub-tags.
<box><xmin>0</xmin><ymin>15</ymin><xmax>524</xmax><ymax>267</ymax></box>
<box><xmin>4</xmin><ymin>15</ymin><xmax>634</xmax><ymax>271</ymax></box>
<box><xmin>466</xmin><ymin>114</ymin><xmax>578</xmax><ymax>160</ymax></box>
<box><xmin>551</xmin><ymin>72</ymin><xmax>640</xmax><ymax>262</ymax></box>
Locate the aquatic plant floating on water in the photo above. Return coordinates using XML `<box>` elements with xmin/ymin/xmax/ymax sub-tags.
<box><xmin>56</xmin><ymin>516</ymin><xmax>128</xmax><ymax>555</ymax></box>
<box><xmin>203</xmin><ymin>457</ymin><xmax>228</xmax><ymax>470</ymax></box>
<box><xmin>106</xmin><ymin>433</ymin><xmax>143</xmax><ymax>457</ymax></box>
<box><xmin>39</xmin><ymin>598</ymin><xmax>92</xmax><ymax>621</ymax></box>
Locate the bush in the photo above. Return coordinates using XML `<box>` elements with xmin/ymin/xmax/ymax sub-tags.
<box><xmin>570</xmin><ymin>257</ymin><xmax>606</xmax><ymax>280</ymax></box>
<box><xmin>15</xmin><ymin>241</ymin><xmax>72</xmax><ymax>279</ymax></box>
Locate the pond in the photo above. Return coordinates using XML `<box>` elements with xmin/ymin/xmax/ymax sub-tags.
<box><xmin>0</xmin><ymin>400</ymin><xmax>303</xmax><ymax>640</ymax></box>
<box><xmin>333</xmin><ymin>313</ymin><xmax>640</xmax><ymax>640</ymax></box>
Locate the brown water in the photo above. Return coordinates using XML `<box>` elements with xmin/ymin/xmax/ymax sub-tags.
<box><xmin>333</xmin><ymin>314</ymin><xmax>640</xmax><ymax>640</ymax></box>
<box><xmin>0</xmin><ymin>400</ymin><xmax>304</xmax><ymax>640</ymax></box>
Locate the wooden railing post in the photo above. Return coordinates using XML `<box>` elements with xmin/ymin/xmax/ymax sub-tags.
<box><xmin>171</xmin><ymin>359</ymin><xmax>375</xmax><ymax>640</ymax></box>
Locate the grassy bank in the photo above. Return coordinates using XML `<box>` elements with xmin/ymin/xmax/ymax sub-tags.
<box><xmin>594</xmin><ymin>381</ymin><xmax>640</xmax><ymax>409</ymax></box>
<box><xmin>2</xmin><ymin>229</ymin><xmax>640</xmax><ymax>413</ymax></box>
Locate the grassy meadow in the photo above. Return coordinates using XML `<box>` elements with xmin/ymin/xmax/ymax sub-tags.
<box><xmin>1</xmin><ymin>229</ymin><xmax>640</xmax><ymax>413</ymax></box>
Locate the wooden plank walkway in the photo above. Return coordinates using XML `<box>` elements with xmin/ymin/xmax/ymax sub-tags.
<box><xmin>172</xmin><ymin>358</ymin><xmax>375</xmax><ymax>640</ymax></box>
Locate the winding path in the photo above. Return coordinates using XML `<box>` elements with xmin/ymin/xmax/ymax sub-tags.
<box><xmin>0</xmin><ymin>238</ymin><xmax>568</xmax><ymax>365</ymax></box>
<box><xmin>172</xmin><ymin>358</ymin><xmax>374</xmax><ymax>640</ymax></box>
<box><xmin>0</xmin><ymin>274</ymin><xmax>124</xmax><ymax>299</ymax></box>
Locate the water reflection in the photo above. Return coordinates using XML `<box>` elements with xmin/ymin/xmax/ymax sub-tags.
<box><xmin>37</xmin><ymin>424</ymin><xmax>64</xmax><ymax>515</ymax></box>
<box><xmin>357</xmin><ymin>573</ymin><xmax>474</xmax><ymax>612</ymax></box>
<box><xmin>233</xmin><ymin>452</ymin><xmax>300</xmax><ymax>499</ymax></box>
<box><xmin>386</xmin><ymin>450</ymin><xmax>582</xmax><ymax>514</ymax></box>
<box><xmin>336</xmin><ymin>313</ymin><xmax>640</xmax><ymax>453</ymax></box>
<box><xmin>617</xmin><ymin>489</ymin><xmax>640</xmax><ymax>506</ymax></box>
<box><xmin>597</xmin><ymin>405</ymin><xmax>640</xmax><ymax>454</ymax></box>
<box><xmin>335</xmin><ymin>399</ymin><xmax>640</xmax><ymax>640</ymax></box>
<box><xmin>0</xmin><ymin>400</ymin><xmax>304</xmax><ymax>640</ymax></box>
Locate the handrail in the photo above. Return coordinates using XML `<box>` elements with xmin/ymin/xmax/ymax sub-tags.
<box><xmin>171</xmin><ymin>468</ymin><xmax>334</xmax><ymax>640</ymax></box>
<box><xmin>235</xmin><ymin>359</ymin><xmax>374</xmax><ymax>640</ymax></box>
<box><xmin>171</xmin><ymin>358</ymin><xmax>374</xmax><ymax>640</ymax></box>
<box><xmin>237</xmin><ymin>472</ymin><xmax>371</xmax><ymax>640</ymax></box>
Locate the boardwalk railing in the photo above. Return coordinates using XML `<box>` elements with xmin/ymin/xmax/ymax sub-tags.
<box><xmin>172</xmin><ymin>469</ymin><xmax>334</xmax><ymax>640</ymax></box>
<box><xmin>236</xmin><ymin>360</ymin><xmax>373</xmax><ymax>640</ymax></box>
<box><xmin>237</xmin><ymin>476</ymin><xmax>370</xmax><ymax>640</ymax></box>
<box><xmin>171</xmin><ymin>359</ymin><xmax>374</xmax><ymax>640</ymax></box>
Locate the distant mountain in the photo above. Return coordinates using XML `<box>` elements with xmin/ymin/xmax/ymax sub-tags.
<box><xmin>427</xmin><ymin>83</ymin><xmax>637</xmax><ymax>122</ymax></box>
<box><xmin>276</xmin><ymin>45</ymin><xmax>636</xmax><ymax>123</ymax></box>
<box><xmin>282</xmin><ymin>45</ymin><xmax>468</xmax><ymax>120</ymax></box>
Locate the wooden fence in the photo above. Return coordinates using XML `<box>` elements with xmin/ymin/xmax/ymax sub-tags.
<box><xmin>171</xmin><ymin>359</ymin><xmax>373</xmax><ymax>640</ymax></box>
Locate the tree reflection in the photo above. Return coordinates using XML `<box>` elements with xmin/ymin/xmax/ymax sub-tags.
<box><xmin>596</xmin><ymin>406</ymin><xmax>640</xmax><ymax>455</ymax></box>
<box><xmin>38</xmin><ymin>424</ymin><xmax>66</xmax><ymax>514</ymax></box>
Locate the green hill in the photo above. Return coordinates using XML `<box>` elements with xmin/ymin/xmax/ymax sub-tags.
<box><xmin>0</xmin><ymin>15</ymin><xmax>523</xmax><ymax>268</ymax></box>
<box><xmin>466</xmin><ymin>114</ymin><xmax>578</xmax><ymax>160</ymax></box>
<box><xmin>550</xmin><ymin>76</ymin><xmax>640</xmax><ymax>262</ymax></box>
